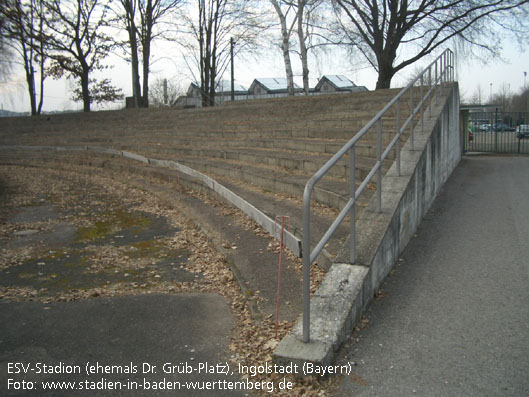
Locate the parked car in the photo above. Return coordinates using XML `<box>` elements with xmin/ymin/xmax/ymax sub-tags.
<box><xmin>492</xmin><ymin>122</ymin><xmax>515</xmax><ymax>132</ymax></box>
<box><xmin>516</xmin><ymin>125</ymin><xmax>529</xmax><ymax>139</ymax></box>
<box><xmin>478</xmin><ymin>124</ymin><xmax>492</xmax><ymax>132</ymax></box>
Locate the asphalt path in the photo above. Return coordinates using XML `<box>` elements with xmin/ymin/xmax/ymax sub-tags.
<box><xmin>333</xmin><ymin>155</ymin><xmax>529</xmax><ymax>396</ymax></box>
<box><xmin>0</xmin><ymin>294</ymin><xmax>244</xmax><ymax>396</ymax></box>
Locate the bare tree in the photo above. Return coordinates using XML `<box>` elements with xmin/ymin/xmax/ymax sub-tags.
<box><xmin>183</xmin><ymin>0</ymin><xmax>269</xmax><ymax>107</ymax></box>
<box><xmin>119</xmin><ymin>0</ymin><xmax>142</xmax><ymax>107</ymax></box>
<box><xmin>511</xmin><ymin>86</ymin><xmax>529</xmax><ymax>113</ymax></box>
<box><xmin>270</xmin><ymin>0</ymin><xmax>324</xmax><ymax>95</ymax></box>
<box><xmin>333</xmin><ymin>0</ymin><xmax>529</xmax><ymax>89</ymax></box>
<box><xmin>470</xmin><ymin>84</ymin><xmax>484</xmax><ymax>105</ymax></box>
<box><xmin>0</xmin><ymin>2</ymin><xmax>13</xmax><ymax>82</ymax></box>
<box><xmin>118</xmin><ymin>0</ymin><xmax>183</xmax><ymax>107</ymax></box>
<box><xmin>1</xmin><ymin>0</ymin><xmax>46</xmax><ymax>115</ymax></box>
<box><xmin>270</xmin><ymin>0</ymin><xmax>296</xmax><ymax>96</ymax></box>
<box><xmin>140</xmin><ymin>0</ymin><xmax>185</xmax><ymax>106</ymax></box>
<box><xmin>149</xmin><ymin>77</ymin><xmax>183</xmax><ymax>106</ymax></box>
<box><xmin>42</xmin><ymin>0</ymin><xmax>123</xmax><ymax>111</ymax></box>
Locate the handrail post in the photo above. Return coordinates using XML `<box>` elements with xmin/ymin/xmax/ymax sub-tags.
<box><xmin>452</xmin><ymin>50</ymin><xmax>455</xmax><ymax>81</ymax></box>
<box><xmin>445</xmin><ymin>52</ymin><xmax>448</xmax><ymax>82</ymax></box>
<box><xmin>429</xmin><ymin>67</ymin><xmax>432</xmax><ymax>118</ymax></box>
<box><xmin>377</xmin><ymin>119</ymin><xmax>382</xmax><ymax>212</ymax></box>
<box><xmin>349</xmin><ymin>145</ymin><xmax>356</xmax><ymax>263</ymax></box>
<box><xmin>420</xmin><ymin>75</ymin><xmax>424</xmax><ymax>133</ymax></box>
<box><xmin>447</xmin><ymin>50</ymin><xmax>450</xmax><ymax>81</ymax></box>
<box><xmin>302</xmin><ymin>191</ymin><xmax>311</xmax><ymax>342</ymax></box>
<box><xmin>410</xmin><ymin>84</ymin><xmax>415</xmax><ymax>150</ymax></box>
<box><xmin>448</xmin><ymin>50</ymin><xmax>451</xmax><ymax>81</ymax></box>
<box><xmin>447</xmin><ymin>52</ymin><xmax>450</xmax><ymax>81</ymax></box>
<box><xmin>439</xmin><ymin>52</ymin><xmax>446</xmax><ymax>83</ymax></box>
<box><xmin>396</xmin><ymin>99</ymin><xmax>401</xmax><ymax>176</ymax></box>
<box><xmin>434</xmin><ymin>61</ymin><xmax>438</xmax><ymax>106</ymax></box>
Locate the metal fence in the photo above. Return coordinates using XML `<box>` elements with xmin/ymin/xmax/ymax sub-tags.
<box><xmin>301</xmin><ymin>49</ymin><xmax>455</xmax><ymax>342</ymax></box>
<box><xmin>462</xmin><ymin>110</ymin><xmax>529</xmax><ymax>154</ymax></box>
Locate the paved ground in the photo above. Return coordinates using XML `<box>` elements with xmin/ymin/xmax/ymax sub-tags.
<box><xmin>0</xmin><ymin>165</ymin><xmax>248</xmax><ymax>396</ymax></box>
<box><xmin>0</xmin><ymin>294</ymin><xmax>242</xmax><ymax>396</ymax></box>
<box><xmin>0</xmin><ymin>162</ymin><xmax>303</xmax><ymax>396</ymax></box>
<box><xmin>332</xmin><ymin>155</ymin><xmax>529</xmax><ymax>396</ymax></box>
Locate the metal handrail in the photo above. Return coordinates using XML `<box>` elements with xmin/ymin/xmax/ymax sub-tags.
<box><xmin>302</xmin><ymin>49</ymin><xmax>455</xmax><ymax>342</ymax></box>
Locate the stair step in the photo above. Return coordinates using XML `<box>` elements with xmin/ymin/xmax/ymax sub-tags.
<box><xmin>148</xmin><ymin>155</ymin><xmax>381</xmax><ymax>210</ymax></box>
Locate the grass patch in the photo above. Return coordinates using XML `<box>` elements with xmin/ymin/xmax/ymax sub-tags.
<box><xmin>75</xmin><ymin>210</ymin><xmax>153</xmax><ymax>242</ymax></box>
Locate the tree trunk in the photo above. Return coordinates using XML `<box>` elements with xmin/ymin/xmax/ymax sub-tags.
<box><xmin>142</xmin><ymin>44</ymin><xmax>150</xmax><ymax>107</ymax></box>
<box><xmin>26</xmin><ymin>70</ymin><xmax>37</xmax><ymax>116</ymax></box>
<box><xmin>22</xmin><ymin>53</ymin><xmax>37</xmax><ymax>115</ymax></box>
<box><xmin>297</xmin><ymin>0</ymin><xmax>309</xmax><ymax>95</ymax></box>
<box><xmin>271</xmin><ymin>0</ymin><xmax>295</xmax><ymax>96</ymax></box>
<box><xmin>37</xmin><ymin>63</ymin><xmax>44</xmax><ymax>114</ymax></box>
<box><xmin>37</xmin><ymin>2</ymin><xmax>44</xmax><ymax>115</ymax></box>
<box><xmin>375</xmin><ymin>54</ymin><xmax>395</xmax><ymax>90</ymax></box>
<box><xmin>141</xmin><ymin>0</ymin><xmax>153</xmax><ymax>107</ymax></box>
<box><xmin>126</xmin><ymin>0</ymin><xmax>142</xmax><ymax>107</ymax></box>
<box><xmin>81</xmin><ymin>73</ymin><xmax>91</xmax><ymax>112</ymax></box>
<box><xmin>131</xmin><ymin>53</ymin><xmax>141</xmax><ymax>107</ymax></box>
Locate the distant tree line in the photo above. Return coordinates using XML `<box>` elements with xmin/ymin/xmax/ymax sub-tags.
<box><xmin>468</xmin><ymin>83</ymin><xmax>529</xmax><ymax>113</ymax></box>
<box><xmin>1</xmin><ymin>0</ymin><xmax>529</xmax><ymax>113</ymax></box>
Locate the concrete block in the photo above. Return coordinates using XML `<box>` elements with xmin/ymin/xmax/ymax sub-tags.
<box><xmin>274</xmin><ymin>334</ymin><xmax>334</xmax><ymax>370</ymax></box>
<box><xmin>274</xmin><ymin>264</ymin><xmax>368</xmax><ymax>365</ymax></box>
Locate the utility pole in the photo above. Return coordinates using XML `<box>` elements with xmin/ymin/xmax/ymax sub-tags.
<box><xmin>230</xmin><ymin>37</ymin><xmax>235</xmax><ymax>102</ymax></box>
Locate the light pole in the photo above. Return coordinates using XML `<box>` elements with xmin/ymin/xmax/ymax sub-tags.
<box><xmin>523</xmin><ymin>72</ymin><xmax>529</xmax><ymax>112</ymax></box>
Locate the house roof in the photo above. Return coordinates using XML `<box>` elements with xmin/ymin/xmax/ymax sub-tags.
<box><xmin>350</xmin><ymin>85</ymin><xmax>369</xmax><ymax>92</ymax></box>
<box><xmin>216</xmin><ymin>80</ymin><xmax>247</xmax><ymax>93</ymax></box>
<box><xmin>315</xmin><ymin>75</ymin><xmax>357</xmax><ymax>91</ymax></box>
<box><xmin>250</xmin><ymin>77</ymin><xmax>301</xmax><ymax>92</ymax></box>
<box><xmin>187</xmin><ymin>80</ymin><xmax>247</xmax><ymax>95</ymax></box>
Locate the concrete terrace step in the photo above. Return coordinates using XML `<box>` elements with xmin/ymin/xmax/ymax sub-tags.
<box><xmin>0</xmin><ymin>88</ymin><xmax>411</xmax><ymax>214</ymax></box>
<box><xmin>212</xmin><ymin>176</ymin><xmax>365</xmax><ymax>266</ymax></box>
<box><xmin>147</xmin><ymin>155</ymin><xmax>380</xmax><ymax>210</ymax></box>
<box><xmin>0</xmin><ymin>148</ymin><xmax>369</xmax><ymax>268</ymax></box>
<box><xmin>130</xmin><ymin>136</ymin><xmax>350</xmax><ymax>155</ymax></box>
<box><xmin>121</xmin><ymin>123</ymin><xmax>412</xmax><ymax>143</ymax></box>
<box><xmin>129</xmin><ymin>145</ymin><xmax>384</xmax><ymax>181</ymax></box>
<box><xmin>222</xmin><ymin>89</ymin><xmax>405</xmax><ymax>109</ymax></box>
<box><xmin>2</xmin><ymin>113</ymin><xmax>414</xmax><ymax>145</ymax></box>
<box><xmin>0</xmin><ymin>91</ymin><xmax>408</xmax><ymax>130</ymax></box>
<box><xmin>143</xmin><ymin>105</ymin><xmax>418</xmax><ymax>132</ymax></box>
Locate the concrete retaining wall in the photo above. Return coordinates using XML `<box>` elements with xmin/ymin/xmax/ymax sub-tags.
<box><xmin>274</xmin><ymin>83</ymin><xmax>461</xmax><ymax>368</ymax></box>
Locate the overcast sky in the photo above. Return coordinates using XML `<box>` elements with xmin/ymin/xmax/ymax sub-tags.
<box><xmin>1</xmin><ymin>36</ymin><xmax>528</xmax><ymax>113</ymax></box>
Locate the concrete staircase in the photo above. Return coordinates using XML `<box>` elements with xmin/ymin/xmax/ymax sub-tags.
<box><xmin>0</xmin><ymin>88</ymin><xmax>419</xmax><ymax>265</ymax></box>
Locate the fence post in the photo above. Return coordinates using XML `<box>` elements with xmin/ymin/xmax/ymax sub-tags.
<box><xmin>495</xmin><ymin>107</ymin><xmax>499</xmax><ymax>152</ymax></box>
